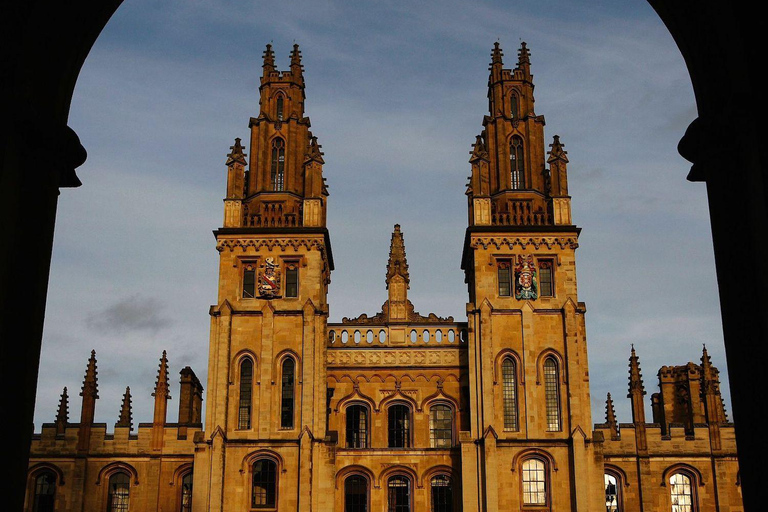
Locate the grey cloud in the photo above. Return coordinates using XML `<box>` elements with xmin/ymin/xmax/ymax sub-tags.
<box><xmin>85</xmin><ymin>295</ymin><xmax>172</xmax><ymax>334</ymax></box>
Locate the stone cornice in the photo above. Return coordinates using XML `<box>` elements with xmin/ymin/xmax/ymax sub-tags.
<box><xmin>470</xmin><ymin>235</ymin><xmax>579</xmax><ymax>250</ymax></box>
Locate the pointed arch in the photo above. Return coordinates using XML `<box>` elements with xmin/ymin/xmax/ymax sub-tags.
<box><xmin>493</xmin><ymin>349</ymin><xmax>524</xmax><ymax>384</ymax></box>
<box><xmin>420</xmin><ymin>465</ymin><xmax>458</xmax><ymax>488</ymax></box>
<box><xmin>511</xmin><ymin>448</ymin><xmax>558</xmax><ymax>472</ymax></box>
<box><xmin>335</xmin><ymin>386</ymin><xmax>377</xmax><ymax>413</ymax></box>
<box><xmin>378</xmin><ymin>465</ymin><xmax>420</xmax><ymax>489</ymax></box>
<box><xmin>270</xmin><ymin>136</ymin><xmax>286</xmax><ymax>191</ymax></box>
<box><xmin>95</xmin><ymin>461</ymin><xmax>139</xmax><ymax>485</ymax></box>
<box><xmin>272</xmin><ymin>349</ymin><xmax>302</xmax><ymax>384</ymax></box>
<box><xmin>28</xmin><ymin>462</ymin><xmax>65</xmax><ymax>485</ymax></box>
<box><xmin>169</xmin><ymin>462</ymin><xmax>194</xmax><ymax>486</ymax></box>
<box><xmin>535</xmin><ymin>349</ymin><xmax>566</xmax><ymax>384</ymax></box>
<box><xmin>661</xmin><ymin>463</ymin><xmax>705</xmax><ymax>487</ymax></box>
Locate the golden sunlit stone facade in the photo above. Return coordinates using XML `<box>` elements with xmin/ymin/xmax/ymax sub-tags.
<box><xmin>27</xmin><ymin>43</ymin><xmax>741</xmax><ymax>512</ymax></box>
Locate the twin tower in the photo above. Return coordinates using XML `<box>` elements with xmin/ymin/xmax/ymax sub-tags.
<box><xmin>28</xmin><ymin>42</ymin><xmax>740</xmax><ymax>512</ymax></box>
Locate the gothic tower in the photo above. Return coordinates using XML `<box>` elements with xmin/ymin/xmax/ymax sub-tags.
<box><xmin>193</xmin><ymin>44</ymin><xmax>333</xmax><ymax>512</ymax></box>
<box><xmin>460</xmin><ymin>42</ymin><xmax>604</xmax><ymax>512</ymax></box>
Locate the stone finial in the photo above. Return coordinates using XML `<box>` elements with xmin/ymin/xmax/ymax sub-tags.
<box><xmin>470</xmin><ymin>135</ymin><xmax>488</xmax><ymax>162</ymax></box>
<box><xmin>55</xmin><ymin>387</ymin><xmax>69</xmax><ymax>434</ymax></box>
<box><xmin>226</xmin><ymin>137</ymin><xmax>247</xmax><ymax>167</ymax></box>
<box><xmin>307</xmin><ymin>135</ymin><xmax>324</xmax><ymax>164</ymax></box>
<box><xmin>262</xmin><ymin>43</ymin><xmax>276</xmax><ymax>73</ymax></box>
<box><xmin>152</xmin><ymin>350</ymin><xmax>171</xmax><ymax>400</ymax></box>
<box><xmin>116</xmin><ymin>386</ymin><xmax>133</xmax><ymax>430</ymax></box>
<box><xmin>80</xmin><ymin>350</ymin><xmax>99</xmax><ymax>400</ymax></box>
<box><xmin>547</xmin><ymin>135</ymin><xmax>569</xmax><ymax>164</ymax></box>
<box><xmin>386</xmin><ymin>224</ymin><xmax>410</xmax><ymax>289</ymax></box>
<box><xmin>605</xmin><ymin>392</ymin><xmax>619</xmax><ymax>439</ymax></box>
<box><xmin>628</xmin><ymin>344</ymin><xmax>645</xmax><ymax>397</ymax></box>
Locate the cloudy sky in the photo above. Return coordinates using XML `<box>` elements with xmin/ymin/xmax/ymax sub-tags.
<box><xmin>35</xmin><ymin>0</ymin><xmax>729</xmax><ymax>430</ymax></box>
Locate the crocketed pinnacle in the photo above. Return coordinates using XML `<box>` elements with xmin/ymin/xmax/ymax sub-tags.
<box><xmin>605</xmin><ymin>393</ymin><xmax>617</xmax><ymax>426</ymax></box>
<box><xmin>116</xmin><ymin>386</ymin><xmax>133</xmax><ymax>430</ymax></box>
<box><xmin>386</xmin><ymin>224</ymin><xmax>410</xmax><ymax>289</ymax></box>
<box><xmin>517</xmin><ymin>41</ymin><xmax>531</xmax><ymax>67</ymax></box>
<box><xmin>470</xmin><ymin>135</ymin><xmax>488</xmax><ymax>162</ymax></box>
<box><xmin>307</xmin><ymin>135</ymin><xmax>325</xmax><ymax>164</ymax></box>
<box><xmin>547</xmin><ymin>135</ymin><xmax>569</xmax><ymax>164</ymax></box>
<box><xmin>262</xmin><ymin>43</ymin><xmax>276</xmax><ymax>73</ymax></box>
<box><xmin>80</xmin><ymin>350</ymin><xmax>99</xmax><ymax>400</ymax></box>
<box><xmin>491</xmin><ymin>41</ymin><xmax>504</xmax><ymax>66</ymax></box>
<box><xmin>226</xmin><ymin>137</ymin><xmax>247</xmax><ymax>166</ymax></box>
<box><xmin>152</xmin><ymin>351</ymin><xmax>171</xmax><ymax>400</ymax></box>
<box><xmin>290</xmin><ymin>43</ymin><xmax>303</xmax><ymax>70</ymax></box>
<box><xmin>56</xmin><ymin>387</ymin><xmax>69</xmax><ymax>424</ymax></box>
<box><xmin>628</xmin><ymin>344</ymin><xmax>646</xmax><ymax>397</ymax></box>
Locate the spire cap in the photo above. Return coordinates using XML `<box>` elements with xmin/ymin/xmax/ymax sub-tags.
<box><xmin>386</xmin><ymin>224</ymin><xmax>410</xmax><ymax>289</ymax></box>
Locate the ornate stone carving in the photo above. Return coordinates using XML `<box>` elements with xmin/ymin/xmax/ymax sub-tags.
<box><xmin>327</xmin><ymin>349</ymin><xmax>466</xmax><ymax>367</ymax></box>
<box><xmin>341</xmin><ymin>299</ymin><xmax>454</xmax><ymax>325</ymax></box>
<box><xmin>470</xmin><ymin>236</ymin><xmax>578</xmax><ymax>250</ymax></box>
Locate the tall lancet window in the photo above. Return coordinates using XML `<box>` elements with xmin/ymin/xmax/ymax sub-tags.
<box><xmin>271</xmin><ymin>138</ymin><xmax>285</xmax><ymax>191</ymax></box>
<box><xmin>502</xmin><ymin>357</ymin><xmax>519</xmax><ymax>431</ymax></box>
<box><xmin>32</xmin><ymin>471</ymin><xmax>56</xmax><ymax>512</ymax></box>
<box><xmin>510</xmin><ymin>136</ymin><xmax>525</xmax><ymax>189</ymax></box>
<box><xmin>276</xmin><ymin>95</ymin><xmax>284</xmax><ymax>121</ymax></box>
<box><xmin>280</xmin><ymin>358</ymin><xmax>295</xmax><ymax>429</ymax></box>
<box><xmin>238</xmin><ymin>358</ymin><xmax>253</xmax><ymax>429</ymax></box>
<box><xmin>544</xmin><ymin>357</ymin><xmax>561</xmax><ymax>431</ymax></box>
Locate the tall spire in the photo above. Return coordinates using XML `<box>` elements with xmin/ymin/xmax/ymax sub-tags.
<box><xmin>262</xmin><ymin>43</ymin><xmax>276</xmax><ymax>76</ymax></box>
<box><xmin>152</xmin><ymin>351</ymin><xmax>171</xmax><ymax>450</ymax></box>
<box><xmin>55</xmin><ymin>386</ymin><xmax>69</xmax><ymax>435</ymax></box>
<box><xmin>605</xmin><ymin>393</ymin><xmax>619</xmax><ymax>440</ymax></box>
<box><xmin>77</xmin><ymin>350</ymin><xmax>98</xmax><ymax>452</ymax></box>
<box><xmin>700</xmin><ymin>344</ymin><xmax>727</xmax><ymax>425</ymax></box>
<box><xmin>116</xmin><ymin>386</ymin><xmax>133</xmax><ymax>430</ymax></box>
<box><xmin>386</xmin><ymin>224</ymin><xmax>410</xmax><ymax>289</ymax></box>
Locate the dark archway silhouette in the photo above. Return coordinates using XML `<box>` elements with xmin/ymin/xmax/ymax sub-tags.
<box><xmin>1</xmin><ymin>1</ymin><xmax>765</xmax><ymax>510</ymax></box>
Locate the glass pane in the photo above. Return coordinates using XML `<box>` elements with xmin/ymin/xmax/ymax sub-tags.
<box><xmin>388</xmin><ymin>405</ymin><xmax>410</xmax><ymax>448</ymax></box>
<box><xmin>346</xmin><ymin>405</ymin><xmax>368</xmax><ymax>448</ymax></box>
<box><xmin>345</xmin><ymin>475</ymin><xmax>368</xmax><ymax>512</ymax></box>
<box><xmin>286</xmin><ymin>266</ymin><xmax>298</xmax><ymax>297</ymax></box>
<box><xmin>33</xmin><ymin>472</ymin><xmax>56</xmax><ymax>512</ymax></box>
<box><xmin>502</xmin><ymin>358</ymin><xmax>518</xmax><ymax>430</ymax></box>
<box><xmin>243</xmin><ymin>269</ymin><xmax>256</xmax><ymax>298</ymax></box>
<box><xmin>431</xmin><ymin>475</ymin><xmax>452</xmax><ymax>512</ymax></box>
<box><xmin>544</xmin><ymin>358</ymin><xmax>561</xmax><ymax>431</ymax></box>
<box><xmin>239</xmin><ymin>359</ymin><xmax>253</xmax><ymax>429</ymax></box>
<box><xmin>180</xmin><ymin>473</ymin><xmax>193</xmax><ymax>512</ymax></box>
<box><xmin>429</xmin><ymin>405</ymin><xmax>453</xmax><ymax>448</ymax></box>
<box><xmin>252</xmin><ymin>460</ymin><xmax>277</xmax><ymax>508</ymax></box>
<box><xmin>604</xmin><ymin>474</ymin><xmax>618</xmax><ymax>512</ymax></box>
<box><xmin>281</xmin><ymin>359</ymin><xmax>295</xmax><ymax>428</ymax></box>
<box><xmin>107</xmin><ymin>473</ymin><xmax>130</xmax><ymax>512</ymax></box>
<box><xmin>670</xmin><ymin>473</ymin><xmax>693</xmax><ymax>512</ymax></box>
<box><xmin>522</xmin><ymin>460</ymin><xmax>546</xmax><ymax>505</ymax></box>
<box><xmin>387</xmin><ymin>477</ymin><xmax>411</xmax><ymax>512</ymax></box>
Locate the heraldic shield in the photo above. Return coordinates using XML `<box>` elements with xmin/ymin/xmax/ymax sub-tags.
<box><xmin>259</xmin><ymin>257</ymin><xmax>282</xmax><ymax>298</ymax></box>
<box><xmin>514</xmin><ymin>255</ymin><xmax>538</xmax><ymax>300</ymax></box>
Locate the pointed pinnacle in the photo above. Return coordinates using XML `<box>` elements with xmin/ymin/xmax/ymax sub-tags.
<box><xmin>290</xmin><ymin>43</ymin><xmax>303</xmax><ymax>67</ymax></box>
<box><xmin>628</xmin><ymin>345</ymin><xmax>645</xmax><ymax>396</ymax></box>
<box><xmin>518</xmin><ymin>41</ymin><xmax>531</xmax><ymax>65</ymax></box>
<box><xmin>81</xmin><ymin>350</ymin><xmax>99</xmax><ymax>399</ymax></box>
<box><xmin>263</xmin><ymin>43</ymin><xmax>276</xmax><ymax>70</ymax></box>
<box><xmin>605</xmin><ymin>393</ymin><xmax>616</xmax><ymax>422</ymax></box>
<box><xmin>153</xmin><ymin>351</ymin><xmax>171</xmax><ymax>399</ymax></box>
<box><xmin>491</xmin><ymin>41</ymin><xmax>504</xmax><ymax>66</ymax></box>
<box><xmin>547</xmin><ymin>135</ymin><xmax>569</xmax><ymax>164</ymax></box>
<box><xmin>117</xmin><ymin>386</ymin><xmax>133</xmax><ymax>430</ymax></box>
<box><xmin>386</xmin><ymin>224</ymin><xmax>410</xmax><ymax>289</ymax></box>
<box><xmin>226</xmin><ymin>137</ymin><xmax>247</xmax><ymax>166</ymax></box>
<box><xmin>56</xmin><ymin>387</ymin><xmax>69</xmax><ymax>424</ymax></box>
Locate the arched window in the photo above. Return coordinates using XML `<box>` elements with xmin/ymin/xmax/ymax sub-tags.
<box><xmin>387</xmin><ymin>475</ymin><xmax>411</xmax><ymax>512</ymax></box>
<box><xmin>670</xmin><ymin>473</ymin><xmax>694</xmax><ymax>512</ymax></box>
<box><xmin>521</xmin><ymin>459</ymin><xmax>547</xmax><ymax>506</ymax></box>
<box><xmin>270</xmin><ymin>138</ymin><xmax>285</xmax><ymax>191</ymax></box>
<box><xmin>106</xmin><ymin>472</ymin><xmax>130</xmax><ymax>512</ymax></box>
<box><xmin>252</xmin><ymin>459</ymin><xmax>277</xmax><ymax>508</ymax></box>
<box><xmin>344</xmin><ymin>475</ymin><xmax>368</xmax><ymax>512</ymax></box>
<box><xmin>429</xmin><ymin>404</ymin><xmax>453</xmax><ymax>448</ymax></box>
<box><xmin>238</xmin><ymin>358</ymin><xmax>253</xmax><ymax>429</ymax></box>
<box><xmin>32</xmin><ymin>471</ymin><xmax>56</xmax><ymax>512</ymax></box>
<box><xmin>544</xmin><ymin>357</ymin><xmax>561</xmax><ymax>431</ymax></box>
<box><xmin>501</xmin><ymin>357</ymin><xmax>518</xmax><ymax>431</ymax></box>
<box><xmin>510</xmin><ymin>93</ymin><xmax>518</xmax><ymax>119</ymax></box>
<box><xmin>280</xmin><ymin>358</ymin><xmax>295</xmax><ymax>429</ymax></box>
<box><xmin>605</xmin><ymin>473</ymin><xmax>619</xmax><ymax>512</ymax></box>
<box><xmin>510</xmin><ymin>136</ymin><xmax>525</xmax><ymax>189</ymax></box>
<box><xmin>276</xmin><ymin>95</ymin><xmax>284</xmax><ymax>121</ymax></box>
<box><xmin>431</xmin><ymin>475</ymin><xmax>453</xmax><ymax>512</ymax></box>
<box><xmin>346</xmin><ymin>405</ymin><xmax>368</xmax><ymax>448</ymax></box>
<box><xmin>388</xmin><ymin>404</ymin><xmax>411</xmax><ymax>448</ymax></box>
<box><xmin>180</xmin><ymin>472</ymin><xmax>193</xmax><ymax>512</ymax></box>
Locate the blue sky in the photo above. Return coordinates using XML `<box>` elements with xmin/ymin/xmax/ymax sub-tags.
<box><xmin>35</xmin><ymin>0</ymin><xmax>728</xmax><ymax>429</ymax></box>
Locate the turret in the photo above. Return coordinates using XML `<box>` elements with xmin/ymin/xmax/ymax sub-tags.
<box><xmin>224</xmin><ymin>138</ymin><xmax>247</xmax><ymax>227</ymax></box>
<box><xmin>547</xmin><ymin>135</ymin><xmax>572</xmax><ymax>224</ymax></box>
<box><xmin>55</xmin><ymin>386</ymin><xmax>68</xmax><ymax>436</ymax></box>
<box><xmin>262</xmin><ymin>43</ymin><xmax>276</xmax><ymax>77</ymax></box>
<box><xmin>115</xmin><ymin>386</ymin><xmax>133</xmax><ymax>430</ymax></box>
<box><xmin>151</xmin><ymin>351</ymin><xmax>170</xmax><ymax>451</ymax></box>
<box><xmin>77</xmin><ymin>350</ymin><xmax>98</xmax><ymax>453</ymax></box>
<box><xmin>178</xmin><ymin>366</ymin><xmax>203</xmax><ymax>426</ymax></box>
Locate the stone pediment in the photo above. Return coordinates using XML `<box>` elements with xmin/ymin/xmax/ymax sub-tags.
<box><xmin>341</xmin><ymin>300</ymin><xmax>454</xmax><ymax>325</ymax></box>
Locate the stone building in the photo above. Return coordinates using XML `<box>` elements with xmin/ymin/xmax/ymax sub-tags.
<box><xmin>26</xmin><ymin>43</ymin><xmax>741</xmax><ymax>512</ymax></box>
